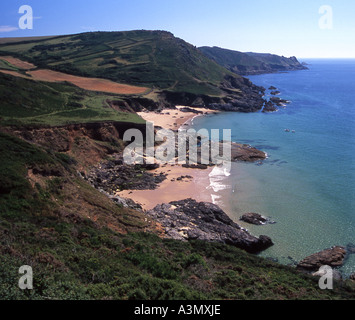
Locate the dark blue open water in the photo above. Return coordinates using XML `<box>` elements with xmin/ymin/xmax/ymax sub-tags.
<box><xmin>192</xmin><ymin>59</ymin><xmax>355</xmax><ymax>276</ymax></box>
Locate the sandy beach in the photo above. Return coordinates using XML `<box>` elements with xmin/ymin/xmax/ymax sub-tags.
<box><xmin>137</xmin><ymin>106</ymin><xmax>216</xmax><ymax>130</ymax></box>
<box><xmin>117</xmin><ymin>106</ymin><xmax>217</xmax><ymax>210</ymax></box>
<box><xmin>118</xmin><ymin>164</ymin><xmax>214</xmax><ymax>210</ymax></box>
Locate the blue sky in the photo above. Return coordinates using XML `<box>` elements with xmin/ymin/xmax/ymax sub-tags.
<box><xmin>0</xmin><ymin>0</ymin><xmax>354</xmax><ymax>58</ymax></box>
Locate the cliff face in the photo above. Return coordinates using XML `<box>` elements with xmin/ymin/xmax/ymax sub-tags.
<box><xmin>2</xmin><ymin>121</ymin><xmax>146</xmax><ymax>170</ymax></box>
<box><xmin>199</xmin><ymin>46</ymin><xmax>308</xmax><ymax>76</ymax></box>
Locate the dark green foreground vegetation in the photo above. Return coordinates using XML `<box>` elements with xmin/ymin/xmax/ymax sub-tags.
<box><xmin>0</xmin><ymin>132</ymin><xmax>354</xmax><ymax>300</ymax></box>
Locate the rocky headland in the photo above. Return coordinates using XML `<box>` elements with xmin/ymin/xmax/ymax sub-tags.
<box><xmin>199</xmin><ymin>46</ymin><xmax>308</xmax><ymax>76</ymax></box>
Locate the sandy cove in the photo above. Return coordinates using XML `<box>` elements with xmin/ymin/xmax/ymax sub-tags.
<box><xmin>117</xmin><ymin>106</ymin><xmax>218</xmax><ymax>210</ymax></box>
<box><xmin>137</xmin><ymin>106</ymin><xmax>216</xmax><ymax>130</ymax></box>
<box><xmin>118</xmin><ymin>164</ymin><xmax>214</xmax><ymax>210</ymax></box>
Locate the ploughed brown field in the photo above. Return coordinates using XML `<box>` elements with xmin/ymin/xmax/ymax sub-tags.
<box><xmin>0</xmin><ymin>56</ymin><xmax>36</xmax><ymax>70</ymax></box>
<box><xmin>0</xmin><ymin>69</ymin><xmax>32</xmax><ymax>79</ymax></box>
<box><xmin>28</xmin><ymin>69</ymin><xmax>149</xmax><ymax>94</ymax></box>
<box><xmin>0</xmin><ymin>56</ymin><xmax>149</xmax><ymax>95</ymax></box>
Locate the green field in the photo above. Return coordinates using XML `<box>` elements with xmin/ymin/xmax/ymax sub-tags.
<box><xmin>0</xmin><ymin>58</ymin><xmax>19</xmax><ymax>71</ymax></box>
<box><xmin>0</xmin><ymin>31</ymin><xmax>242</xmax><ymax>97</ymax></box>
<box><xmin>0</xmin><ymin>72</ymin><xmax>145</xmax><ymax>127</ymax></box>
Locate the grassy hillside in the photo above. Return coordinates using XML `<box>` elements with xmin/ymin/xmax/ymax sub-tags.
<box><xmin>0</xmin><ymin>72</ymin><xmax>144</xmax><ymax>127</ymax></box>
<box><xmin>199</xmin><ymin>46</ymin><xmax>307</xmax><ymax>75</ymax></box>
<box><xmin>0</xmin><ymin>31</ymin><xmax>269</xmax><ymax>112</ymax></box>
<box><xmin>0</xmin><ymin>132</ymin><xmax>354</xmax><ymax>300</ymax></box>
<box><xmin>0</xmin><ymin>31</ymin><xmax>241</xmax><ymax>96</ymax></box>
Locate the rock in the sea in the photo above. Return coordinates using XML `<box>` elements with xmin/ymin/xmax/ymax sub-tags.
<box><xmin>230</xmin><ymin>142</ymin><xmax>266</xmax><ymax>162</ymax></box>
<box><xmin>262</xmin><ymin>101</ymin><xmax>278</xmax><ymax>113</ymax></box>
<box><xmin>146</xmin><ymin>198</ymin><xmax>273</xmax><ymax>253</ymax></box>
<box><xmin>240</xmin><ymin>212</ymin><xmax>274</xmax><ymax>225</ymax></box>
<box><xmin>297</xmin><ymin>246</ymin><xmax>347</xmax><ymax>271</ymax></box>
<box><xmin>350</xmin><ymin>273</ymin><xmax>355</xmax><ymax>281</ymax></box>
<box><xmin>270</xmin><ymin>96</ymin><xmax>290</xmax><ymax>106</ymax></box>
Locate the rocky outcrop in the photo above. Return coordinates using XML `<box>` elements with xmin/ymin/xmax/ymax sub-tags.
<box><xmin>193</xmin><ymin>141</ymin><xmax>266</xmax><ymax>164</ymax></box>
<box><xmin>262</xmin><ymin>101</ymin><xmax>278</xmax><ymax>113</ymax></box>
<box><xmin>270</xmin><ymin>97</ymin><xmax>290</xmax><ymax>107</ymax></box>
<box><xmin>240</xmin><ymin>213</ymin><xmax>275</xmax><ymax>225</ymax></box>
<box><xmin>146</xmin><ymin>198</ymin><xmax>273</xmax><ymax>253</ymax></box>
<box><xmin>297</xmin><ymin>246</ymin><xmax>347</xmax><ymax>271</ymax></box>
<box><xmin>179</xmin><ymin>107</ymin><xmax>204</xmax><ymax>114</ymax></box>
<box><xmin>85</xmin><ymin>160</ymin><xmax>167</xmax><ymax>192</ymax></box>
<box><xmin>162</xmin><ymin>81</ymin><xmax>266</xmax><ymax>113</ymax></box>
<box><xmin>230</xmin><ymin>142</ymin><xmax>267</xmax><ymax>162</ymax></box>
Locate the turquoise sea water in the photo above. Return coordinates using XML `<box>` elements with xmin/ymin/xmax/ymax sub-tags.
<box><xmin>192</xmin><ymin>59</ymin><xmax>355</xmax><ymax>276</ymax></box>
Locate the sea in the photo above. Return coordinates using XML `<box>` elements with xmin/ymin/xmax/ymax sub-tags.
<box><xmin>191</xmin><ymin>59</ymin><xmax>355</xmax><ymax>276</ymax></box>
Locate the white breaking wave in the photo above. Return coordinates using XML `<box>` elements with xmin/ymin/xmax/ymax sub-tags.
<box><xmin>208</xmin><ymin>163</ymin><xmax>231</xmax><ymax>202</ymax></box>
<box><xmin>210</xmin><ymin>194</ymin><xmax>221</xmax><ymax>205</ymax></box>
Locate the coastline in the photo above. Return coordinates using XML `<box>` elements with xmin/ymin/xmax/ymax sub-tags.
<box><xmin>117</xmin><ymin>106</ymin><xmax>218</xmax><ymax>210</ymax></box>
<box><xmin>114</xmin><ymin>106</ymin><xmax>274</xmax><ymax>254</ymax></box>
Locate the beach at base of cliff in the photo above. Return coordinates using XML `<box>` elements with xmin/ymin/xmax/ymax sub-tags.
<box><xmin>117</xmin><ymin>106</ymin><xmax>218</xmax><ymax>209</ymax></box>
